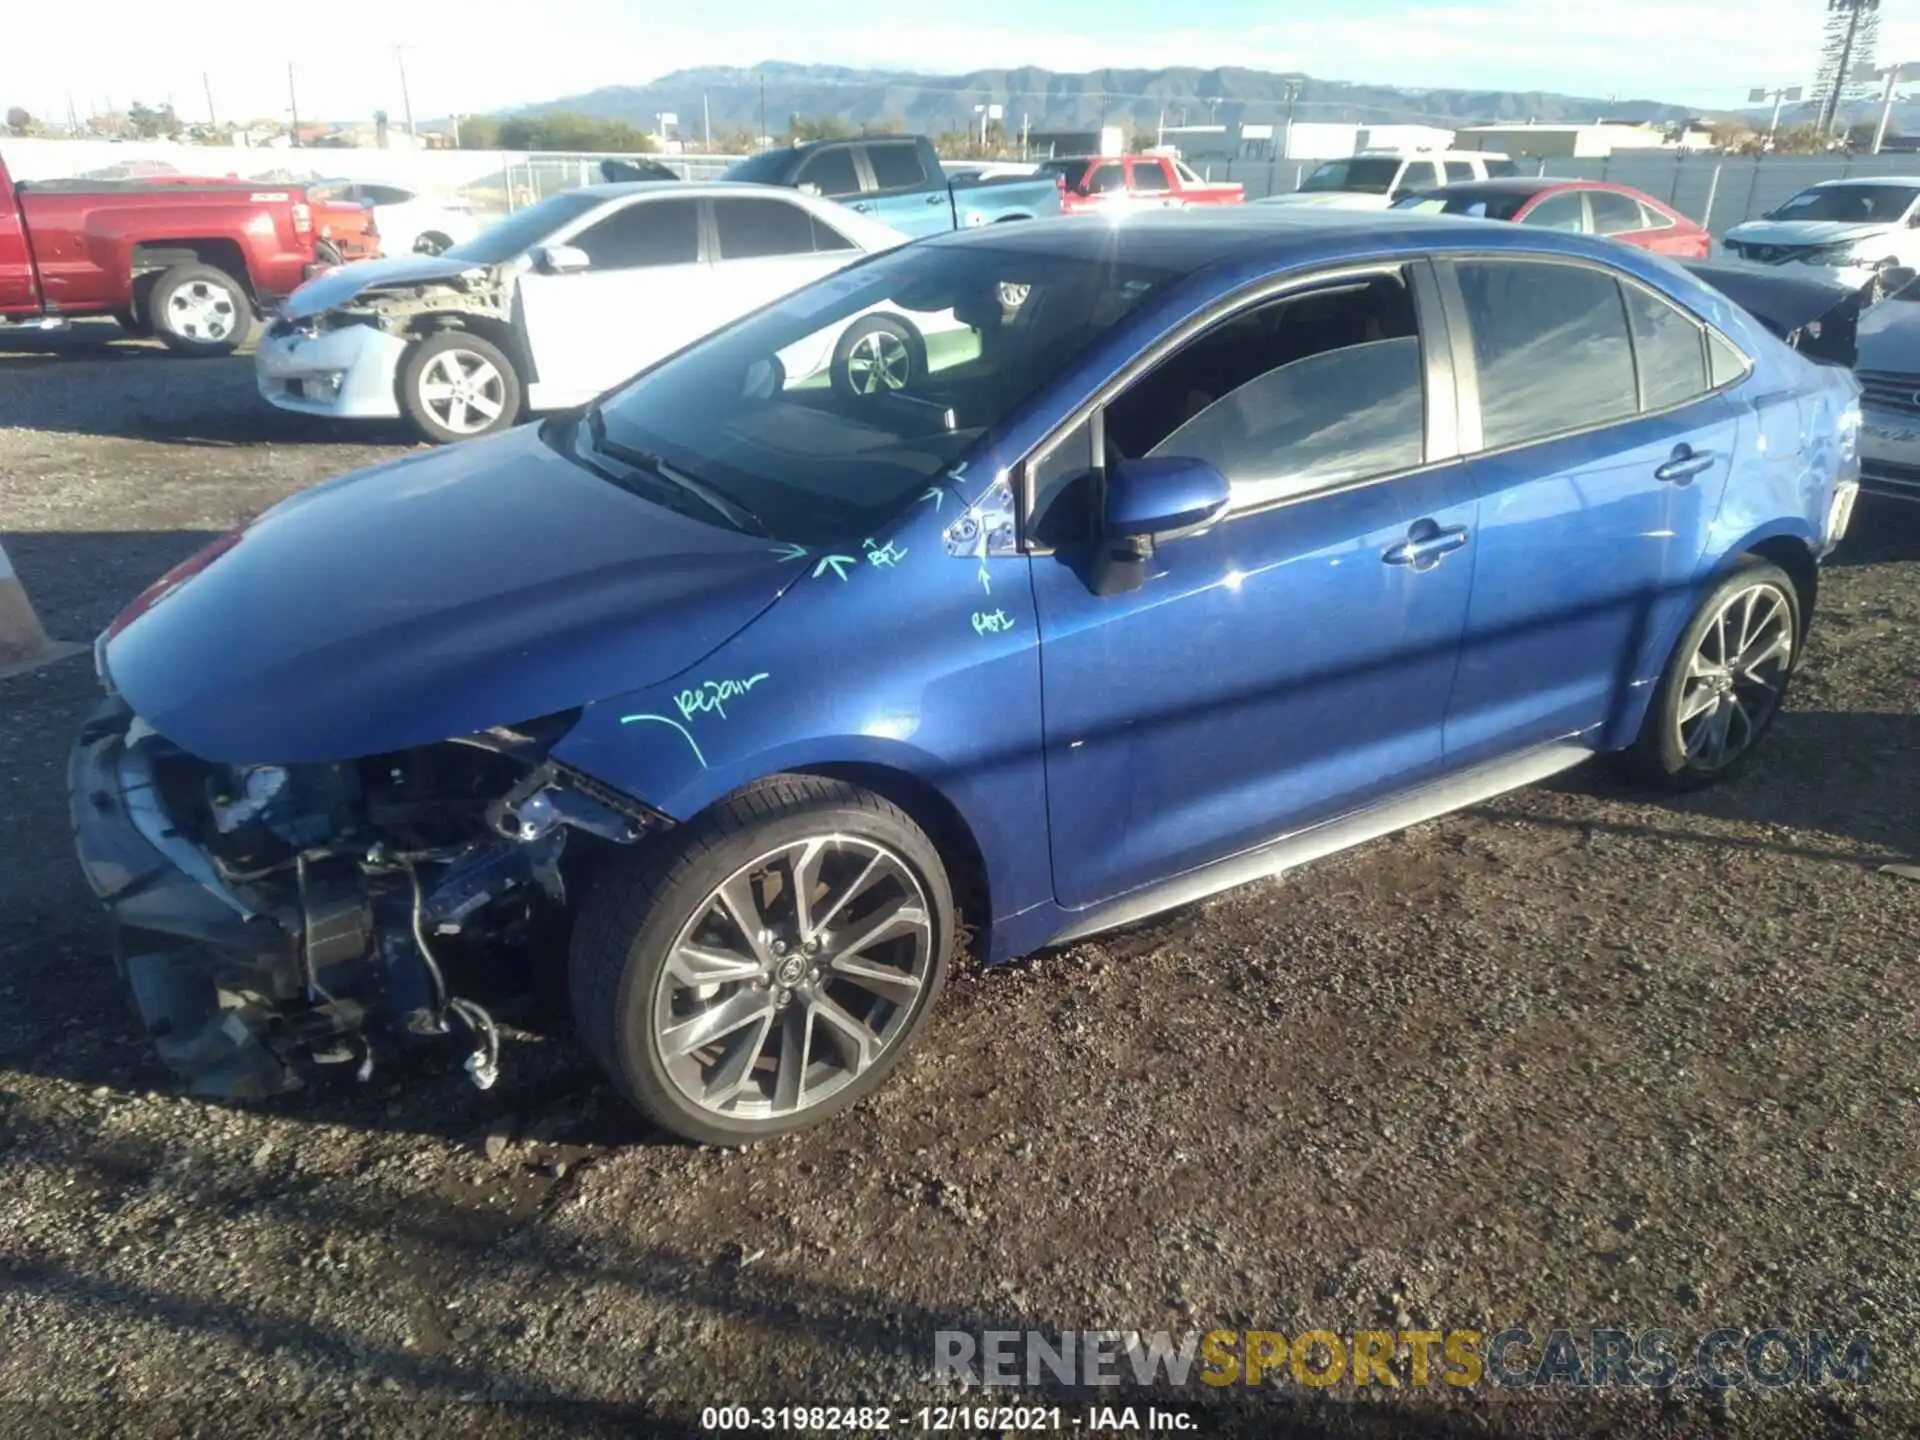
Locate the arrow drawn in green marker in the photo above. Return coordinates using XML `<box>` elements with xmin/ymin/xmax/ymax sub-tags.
<box><xmin>977</xmin><ymin>564</ymin><xmax>991</xmax><ymax>596</ymax></box>
<box><xmin>770</xmin><ymin>543</ymin><xmax>809</xmax><ymax>563</ymax></box>
<box><xmin>813</xmin><ymin>554</ymin><xmax>857</xmax><ymax>581</ymax></box>
<box><xmin>619</xmin><ymin>713</ymin><xmax>707</xmax><ymax>768</ymax></box>
<box><xmin>918</xmin><ymin>486</ymin><xmax>946</xmax><ymax>510</ymax></box>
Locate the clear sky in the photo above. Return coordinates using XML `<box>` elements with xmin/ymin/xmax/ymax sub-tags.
<box><xmin>8</xmin><ymin>0</ymin><xmax>1916</xmax><ymax>127</ymax></box>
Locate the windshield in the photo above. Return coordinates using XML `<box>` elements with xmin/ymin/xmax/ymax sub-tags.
<box><xmin>722</xmin><ymin>149</ymin><xmax>800</xmax><ymax>184</ymax></box>
<box><xmin>444</xmin><ymin>191</ymin><xmax>605</xmax><ymax>265</ymax></box>
<box><xmin>1300</xmin><ymin>158</ymin><xmax>1403</xmax><ymax>194</ymax></box>
<box><xmin>1766</xmin><ymin>184</ymin><xmax>1920</xmax><ymax>223</ymax></box>
<box><xmin>588</xmin><ymin>241</ymin><xmax>1178</xmax><ymax>542</ymax></box>
<box><xmin>1394</xmin><ymin>189</ymin><xmax>1532</xmax><ymax>221</ymax></box>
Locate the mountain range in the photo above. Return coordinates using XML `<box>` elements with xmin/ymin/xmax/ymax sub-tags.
<box><xmin>518</xmin><ymin>61</ymin><xmax>1710</xmax><ymax>140</ymax></box>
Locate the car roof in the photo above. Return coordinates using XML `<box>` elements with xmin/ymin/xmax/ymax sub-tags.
<box><xmin>1414</xmin><ymin>178</ymin><xmax>1559</xmax><ymax>198</ymax></box>
<box><xmin>917</xmin><ymin>204</ymin><xmax>1635</xmax><ymax>271</ymax></box>
<box><xmin>1810</xmin><ymin>176</ymin><xmax>1920</xmax><ymax>187</ymax></box>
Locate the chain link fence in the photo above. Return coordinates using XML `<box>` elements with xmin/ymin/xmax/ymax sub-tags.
<box><xmin>1192</xmin><ymin>151</ymin><xmax>1920</xmax><ymax>236</ymax></box>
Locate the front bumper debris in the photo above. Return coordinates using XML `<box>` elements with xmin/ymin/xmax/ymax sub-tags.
<box><xmin>255</xmin><ymin>320</ymin><xmax>410</xmax><ymax>419</ymax></box>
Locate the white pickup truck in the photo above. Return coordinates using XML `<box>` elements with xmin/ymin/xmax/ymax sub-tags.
<box><xmin>1258</xmin><ymin>149</ymin><xmax>1519</xmax><ymax>210</ymax></box>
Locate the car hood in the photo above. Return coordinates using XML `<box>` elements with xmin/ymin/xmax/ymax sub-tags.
<box><xmin>102</xmin><ymin>427</ymin><xmax>799</xmax><ymax>764</ymax></box>
<box><xmin>1856</xmin><ymin>297</ymin><xmax>1920</xmax><ymax>370</ymax></box>
<box><xmin>1724</xmin><ymin>219</ymin><xmax>1893</xmax><ymax>248</ymax></box>
<box><xmin>279</xmin><ymin>253</ymin><xmax>503</xmax><ymax>319</ymax></box>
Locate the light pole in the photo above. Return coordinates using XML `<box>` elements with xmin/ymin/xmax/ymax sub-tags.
<box><xmin>1282</xmin><ymin>78</ymin><xmax>1302</xmax><ymax>159</ymax></box>
<box><xmin>1858</xmin><ymin>61</ymin><xmax>1920</xmax><ymax>152</ymax></box>
<box><xmin>1747</xmin><ymin>85</ymin><xmax>1803</xmax><ymax>149</ymax></box>
<box><xmin>287</xmin><ymin>63</ymin><xmax>301</xmax><ymax>148</ymax></box>
<box><xmin>395</xmin><ymin>46</ymin><xmax>416</xmax><ymax>140</ymax></box>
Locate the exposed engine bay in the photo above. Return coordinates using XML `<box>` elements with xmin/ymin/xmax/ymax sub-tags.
<box><xmin>71</xmin><ymin>700</ymin><xmax>660</xmax><ymax>1099</ymax></box>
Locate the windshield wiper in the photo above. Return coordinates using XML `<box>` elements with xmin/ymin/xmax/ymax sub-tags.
<box><xmin>583</xmin><ymin>404</ymin><xmax>767</xmax><ymax>537</ymax></box>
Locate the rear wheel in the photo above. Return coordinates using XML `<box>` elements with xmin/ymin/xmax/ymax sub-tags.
<box><xmin>414</xmin><ymin>231</ymin><xmax>455</xmax><ymax>256</ymax></box>
<box><xmin>149</xmin><ymin>263</ymin><xmax>253</xmax><ymax>357</ymax></box>
<box><xmin>1628</xmin><ymin>558</ymin><xmax>1800</xmax><ymax>790</ymax></box>
<box><xmin>569</xmin><ymin>777</ymin><xmax>954</xmax><ymax>1146</ymax></box>
<box><xmin>397</xmin><ymin>330</ymin><xmax>521</xmax><ymax>443</ymax></box>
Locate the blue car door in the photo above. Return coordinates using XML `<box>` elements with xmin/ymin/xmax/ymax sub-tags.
<box><xmin>853</xmin><ymin>140</ymin><xmax>952</xmax><ymax>239</ymax></box>
<box><xmin>1029</xmin><ymin>265</ymin><xmax>1478</xmax><ymax>911</ymax></box>
<box><xmin>1437</xmin><ymin>258</ymin><xmax>1738</xmax><ymax>767</ymax></box>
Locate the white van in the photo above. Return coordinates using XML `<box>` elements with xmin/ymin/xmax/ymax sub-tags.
<box><xmin>1257</xmin><ymin>150</ymin><xmax>1520</xmax><ymax>211</ymax></box>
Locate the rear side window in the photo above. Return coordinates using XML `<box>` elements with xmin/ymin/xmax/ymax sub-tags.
<box><xmin>1636</xmin><ymin>201</ymin><xmax>1675</xmax><ymax>232</ymax></box>
<box><xmin>1486</xmin><ymin>159</ymin><xmax>1521</xmax><ymax>179</ymax></box>
<box><xmin>1520</xmin><ymin>192</ymin><xmax>1585</xmax><ymax>231</ymax></box>
<box><xmin>1622</xmin><ymin>283</ymin><xmax>1708</xmax><ymax>410</ymax></box>
<box><xmin>796</xmin><ymin>147</ymin><xmax>861</xmax><ymax>198</ymax></box>
<box><xmin>1132</xmin><ymin>161</ymin><xmax>1171</xmax><ymax>192</ymax></box>
<box><xmin>1445</xmin><ymin>161</ymin><xmax>1475</xmax><ymax>183</ymax></box>
<box><xmin>713</xmin><ymin>196</ymin><xmax>818</xmax><ymax>259</ymax></box>
<box><xmin>1108</xmin><ymin>272</ymin><xmax>1426</xmax><ymax>511</ymax></box>
<box><xmin>570</xmin><ymin>198</ymin><xmax>699</xmax><ymax>269</ymax></box>
<box><xmin>1455</xmin><ymin>260</ymin><xmax>1637</xmax><ymax>450</ymax></box>
<box><xmin>865</xmin><ymin>142</ymin><xmax>928</xmax><ymax>192</ymax></box>
<box><xmin>1709</xmin><ymin>331</ymin><xmax>1752</xmax><ymax>389</ymax></box>
<box><xmin>1589</xmin><ymin>190</ymin><xmax>1646</xmax><ymax>236</ymax></box>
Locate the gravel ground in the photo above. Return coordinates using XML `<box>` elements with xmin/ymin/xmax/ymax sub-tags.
<box><xmin>2</xmin><ymin>326</ymin><xmax>1919</xmax><ymax>1439</ymax></box>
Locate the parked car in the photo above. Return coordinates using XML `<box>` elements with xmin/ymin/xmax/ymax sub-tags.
<box><xmin>255</xmin><ymin>181</ymin><xmax>917</xmax><ymax>443</ymax></box>
<box><xmin>721</xmin><ymin>134</ymin><xmax>1062</xmax><ymax>237</ymax></box>
<box><xmin>75</xmin><ymin>210</ymin><xmax>1859</xmax><ymax>1145</ymax></box>
<box><xmin>1721</xmin><ymin>178</ymin><xmax>1920</xmax><ymax>295</ymax></box>
<box><xmin>1392</xmin><ymin>179</ymin><xmax>1711</xmax><ymax>259</ymax></box>
<box><xmin>1257</xmin><ymin>149</ymin><xmax>1518</xmax><ymax>210</ymax></box>
<box><xmin>600</xmin><ymin>157</ymin><xmax>682</xmax><ymax>184</ymax></box>
<box><xmin>0</xmin><ymin>146</ymin><xmax>319</xmax><ymax>355</ymax></box>
<box><xmin>1039</xmin><ymin>154</ymin><xmax>1245</xmax><ymax>213</ymax></box>
<box><xmin>1844</xmin><ymin>267</ymin><xmax>1920</xmax><ymax>501</ymax></box>
<box><xmin>307</xmin><ymin>180</ymin><xmax>480</xmax><ymax>257</ymax></box>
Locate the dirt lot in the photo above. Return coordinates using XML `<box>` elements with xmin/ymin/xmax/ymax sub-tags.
<box><xmin>2</xmin><ymin>326</ymin><xmax>1918</xmax><ymax>1439</ymax></box>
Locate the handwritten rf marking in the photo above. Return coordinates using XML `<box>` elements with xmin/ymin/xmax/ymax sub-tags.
<box><xmin>863</xmin><ymin>538</ymin><xmax>909</xmax><ymax>569</ymax></box>
<box><xmin>675</xmin><ymin>673</ymin><xmax>771</xmax><ymax>722</ymax></box>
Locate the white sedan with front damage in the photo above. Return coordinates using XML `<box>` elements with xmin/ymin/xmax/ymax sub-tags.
<box><xmin>255</xmin><ymin>181</ymin><xmax>924</xmax><ymax>443</ymax></box>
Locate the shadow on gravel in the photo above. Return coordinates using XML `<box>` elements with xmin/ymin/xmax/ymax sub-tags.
<box><xmin>0</xmin><ymin>1110</ymin><xmax>1556</xmax><ymax>1438</ymax></box>
<box><xmin>0</xmin><ymin>328</ymin><xmax>414</xmax><ymax>448</ymax></box>
<box><xmin>1826</xmin><ymin>494</ymin><xmax>1920</xmax><ymax>568</ymax></box>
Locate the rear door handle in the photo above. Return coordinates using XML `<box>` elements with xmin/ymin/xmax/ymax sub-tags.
<box><xmin>1655</xmin><ymin>445</ymin><xmax>1715</xmax><ymax>485</ymax></box>
<box><xmin>850</xmin><ymin>201</ymin><xmax>872</xmax><ymax>212</ymax></box>
<box><xmin>1383</xmin><ymin>520</ymin><xmax>1470</xmax><ymax>570</ymax></box>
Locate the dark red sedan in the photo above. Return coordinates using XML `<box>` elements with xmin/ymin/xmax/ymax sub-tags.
<box><xmin>1391</xmin><ymin>178</ymin><xmax>1711</xmax><ymax>259</ymax></box>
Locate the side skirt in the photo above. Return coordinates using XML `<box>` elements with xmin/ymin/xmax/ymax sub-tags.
<box><xmin>1045</xmin><ymin>736</ymin><xmax>1596</xmax><ymax>946</ymax></box>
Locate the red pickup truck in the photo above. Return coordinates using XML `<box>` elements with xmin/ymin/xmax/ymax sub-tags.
<box><xmin>0</xmin><ymin>147</ymin><xmax>319</xmax><ymax>356</ymax></box>
<box><xmin>1040</xmin><ymin>154</ymin><xmax>1245</xmax><ymax>215</ymax></box>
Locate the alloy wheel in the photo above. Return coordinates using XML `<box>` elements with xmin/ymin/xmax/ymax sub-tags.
<box><xmin>1675</xmin><ymin>581</ymin><xmax>1794</xmax><ymax>772</ymax></box>
<box><xmin>166</xmin><ymin>281</ymin><xmax>237</xmax><ymax>342</ymax></box>
<box><xmin>653</xmin><ymin>835</ymin><xmax>934</xmax><ymax>1121</ymax></box>
<box><xmin>418</xmin><ymin>349</ymin><xmax>506</xmax><ymax>434</ymax></box>
<box><xmin>846</xmin><ymin>330</ymin><xmax>911</xmax><ymax>393</ymax></box>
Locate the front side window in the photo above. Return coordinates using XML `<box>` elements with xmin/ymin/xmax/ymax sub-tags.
<box><xmin>569</xmin><ymin>197</ymin><xmax>700</xmax><ymax>269</ymax></box>
<box><xmin>1300</xmin><ymin>158</ymin><xmax>1402</xmax><ymax>195</ymax></box>
<box><xmin>796</xmin><ymin>147</ymin><xmax>861</xmax><ymax>198</ymax></box>
<box><xmin>1445</xmin><ymin>161</ymin><xmax>1476</xmax><ymax>183</ymax></box>
<box><xmin>1623</xmin><ymin>283</ymin><xmax>1709</xmax><ymax>411</ymax></box>
<box><xmin>444</xmin><ymin>191</ymin><xmax>605</xmax><ymax>265</ymax></box>
<box><xmin>1456</xmin><ymin>260</ymin><xmax>1637</xmax><ymax>450</ymax></box>
<box><xmin>1485</xmin><ymin>159</ymin><xmax>1521</xmax><ymax>179</ymax></box>
<box><xmin>1131</xmin><ymin>161</ymin><xmax>1172</xmax><ymax>193</ymax></box>
<box><xmin>1104</xmin><ymin>272</ymin><xmax>1425</xmax><ymax>512</ymax></box>
<box><xmin>1588</xmin><ymin>189</ymin><xmax>1646</xmax><ymax>236</ymax></box>
<box><xmin>1767</xmin><ymin>184</ymin><xmax>1920</xmax><ymax>222</ymax></box>
<box><xmin>865</xmin><ymin>143</ymin><xmax>928</xmax><ymax>192</ymax></box>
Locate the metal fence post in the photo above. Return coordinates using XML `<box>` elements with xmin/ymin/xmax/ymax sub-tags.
<box><xmin>1600</xmin><ymin>154</ymin><xmax>1611</xmax><ymax>183</ymax></box>
<box><xmin>1667</xmin><ymin>157</ymin><xmax>1683</xmax><ymax>206</ymax></box>
<box><xmin>1536</xmin><ymin>157</ymin><xmax>1547</xmax><ymax>177</ymax></box>
<box><xmin>1741</xmin><ymin>159</ymin><xmax>1761</xmax><ymax>225</ymax></box>
<box><xmin>1701</xmin><ymin>162</ymin><xmax>1721</xmax><ymax>232</ymax></box>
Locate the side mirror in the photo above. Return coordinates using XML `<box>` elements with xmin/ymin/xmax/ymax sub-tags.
<box><xmin>1907</xmin><ymin>212</ymin><xmax>1920</xmax><ymax>228</ymax></box>
<box><xmin>1083</xmin><ymin>456</ymin><xmax>1230</xmax><ymax>596</ymax></box>
<box><xmin>1105</xmin><ymin>456</ymin><xmax>1232</xmax><ymax>541</ymax></box>
<box><xmin>533</xmin><ymin>244</ymin><xmax>589</xmax><ymax>275</ymax></box>
<box><xmin>798</xmin><ymin>182</ymin><xmax>823</xmax><ymax>197</ymax></box>
<box><xmin>1881</xmin><ymin>265</ymin><xmax>1918</xmax><ymax>298</ymax></box>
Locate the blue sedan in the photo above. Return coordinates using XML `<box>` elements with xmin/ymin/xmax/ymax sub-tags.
<box><xmin>72</xmin><ymin>210</ymin><xmax>1862</xmax><ymax>1143</ymax></box>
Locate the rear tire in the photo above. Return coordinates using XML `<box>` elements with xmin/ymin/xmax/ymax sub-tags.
<box><xmin>414</xmin><ymin>231</ymin><xmax>454</xmax><ymax>256</ymax></box>
<box><xmin>314</xmin><ymin>240</ymin><xmax>344</xmax><ymax>269</ymax></box>
<box><xmin>149</xmin><ymin>263</ymin><xmax>253</xmax><ymax>357</ymax></box>
<box><xmin>397</xmin><ymin>330</ymin><xmax>521</xmax><ymax>444</ymax></box>
<box><xmin>569</xmin><ymin>776</ymin><xmax>954</xmax><ymax>1146</ymax></box>
<box><xmin>830</xmin><ymin>315</ymin><xmax>925</xmax><ymax>397</ymax></box>
<box><xmin>1626</xmin><ymin>558</ymin><xmax>1800</xmax><ymax>791</ymax></box>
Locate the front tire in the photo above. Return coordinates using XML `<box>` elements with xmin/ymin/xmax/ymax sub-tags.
<box><xmin>1627</xmin><ymin>558</ymin><xmax>1800</xmax><ymax>790</ymax></box>
<box><xmin>569</xmin><ymin>777</ymin><xmax>955</xmax><ymax>1146</ymax></box>
<box><xmin>414</xmin><ymin>231</ymin><xmax>454</xmax><ymax>256</ymax></box>
<box><xmin>149</xmin><ymin>264</ymin><xmax>253</xmax><ymax>357</ymax></box>
<box><xmin>397</xmin><ymin>330</ymin><xmax>521</xmax><ymax>444</ymax></box>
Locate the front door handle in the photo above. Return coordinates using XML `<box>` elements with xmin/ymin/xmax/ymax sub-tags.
<box><xmin>925</xmin><ymin>193</ymin><xmax>945</xmax><ymax>204</ymax></box>
<box><xmin>850</xmin><ymin>201</ymin><xmax>872</xmax><ymax>212</ymax></box>
<box><xmin>1655</xmin><ymin>445</ymin><xmax>1715</xmax><ymax>485</ymax></box>
<box><xmin>1383</xmin><ymin>519</ymin><xmax>1470</xmax><ymax>571</ymax></box>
